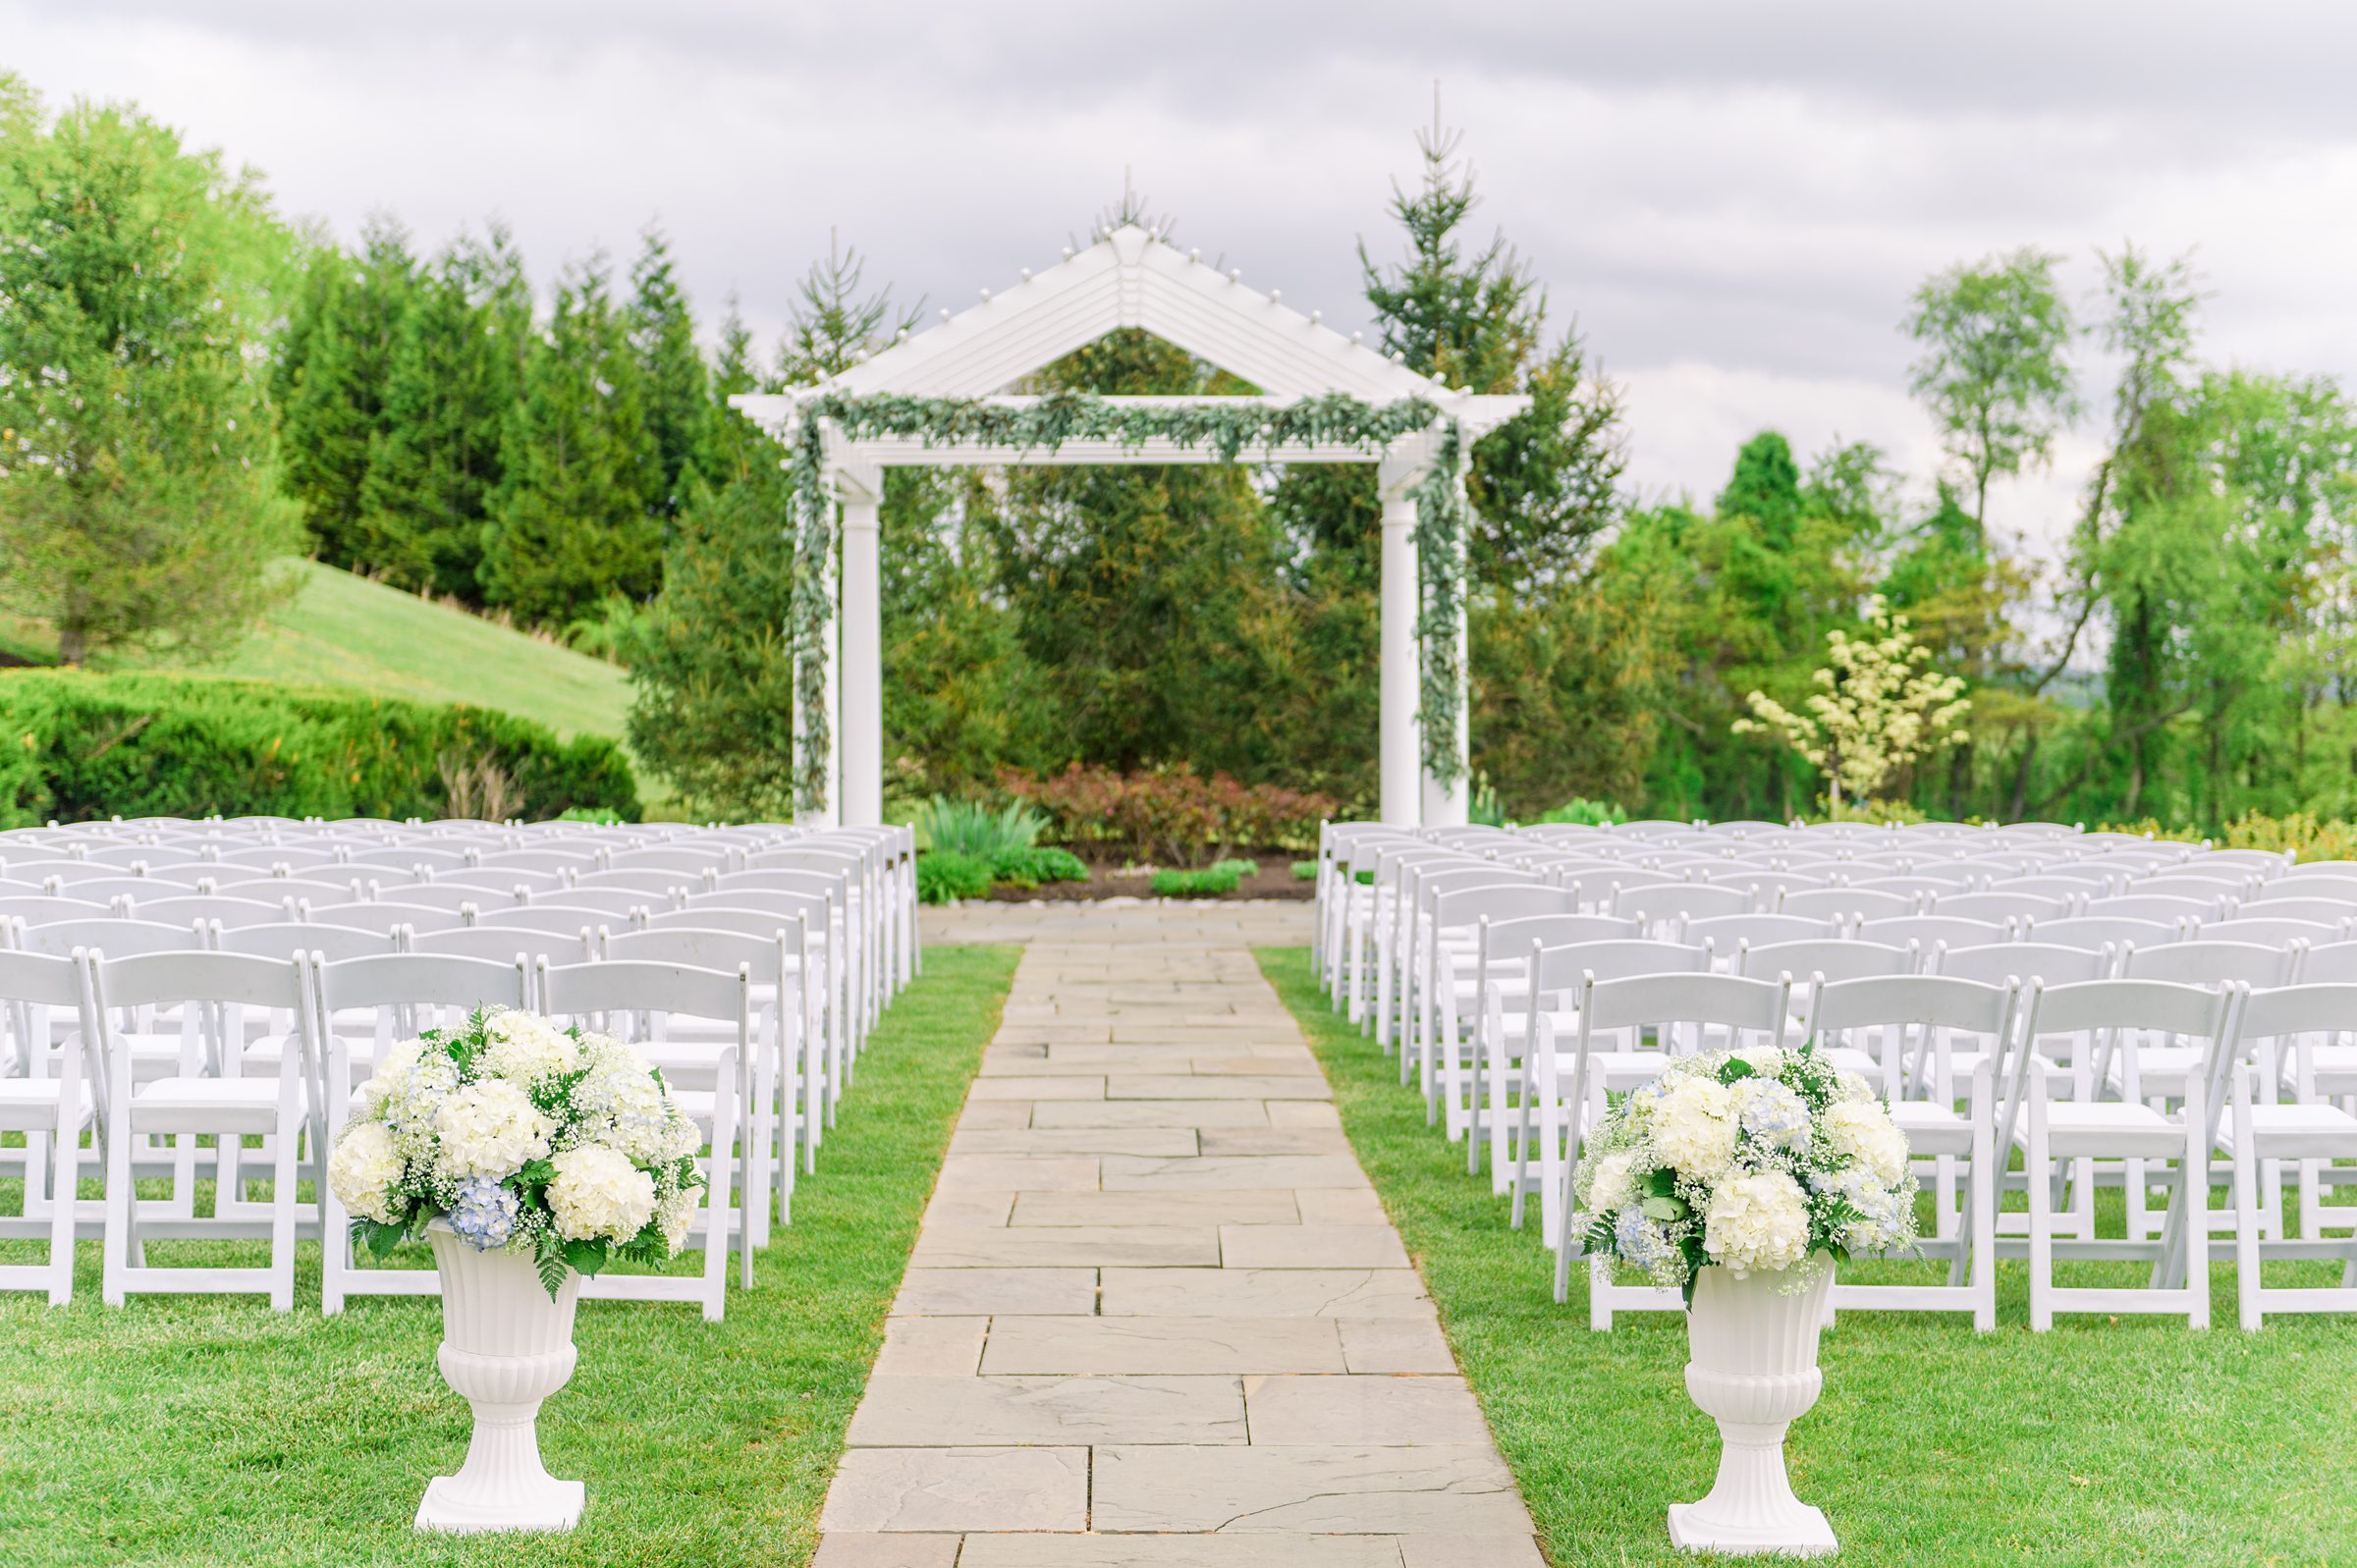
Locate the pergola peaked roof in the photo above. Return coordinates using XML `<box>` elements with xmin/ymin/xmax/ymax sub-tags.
<box><xmin>732</xmin><ymin>222</ymin><xmax>1529</xmax><ymax>448</ymax></box>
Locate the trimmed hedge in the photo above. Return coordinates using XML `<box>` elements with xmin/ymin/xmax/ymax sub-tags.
<box><xmin>0</xmin><ymin>672</ymin><xmax>640</xmax><ymax>827</ymax></box>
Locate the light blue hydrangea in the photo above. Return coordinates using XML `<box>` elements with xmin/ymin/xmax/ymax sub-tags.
<box><xmin>1615</xmin><ymin>1207</ymin><xmax>1679</xmax><ymax>1272</ymax></box>
<box><xmin>449</xmin><ymin>1175</ymin><xmax>521</xmax><ymax>1251</ymax></box>
<box><xmin>1735</xmin><ymin>1079</ymin><xmax>1814</xmax><ymax>1155</ymax></box>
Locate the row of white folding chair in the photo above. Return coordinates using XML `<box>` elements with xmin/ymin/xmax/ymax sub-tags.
<box><xmin>1484</xmin><ymin>930</ymin><xmax>2307</xmax><ymax>1230</ymax></box>
<box><xmin>0</xmin><ymin>943</ymin><xmax>753</xmax><ymax>1316</ymax></box>
<box><xmin>1547</xmin><ymin>968</ymin><xmax>2022</xmax><ymax>1330</ymax></box>
<box><xmin>0</xmin><ymin>857</ymin><xmax>870</xmax><ymax>1173</ymax></box>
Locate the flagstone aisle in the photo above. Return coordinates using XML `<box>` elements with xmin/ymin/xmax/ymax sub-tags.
<box><xmin>813</xmin><ymin>901</ymin><xmax>1543</xmax><ymax>1568</ymax></box>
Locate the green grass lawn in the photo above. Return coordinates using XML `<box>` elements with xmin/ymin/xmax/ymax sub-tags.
<box><xmin>0</xmin><ymin>945</ymin><xmax>1017</xmax><ymax>1568</ymax></box>
<box><xmin>1257</xmin><ymin>946</ymin><xmax>2357</xmax><ymax>1568</ymax></box>
<box><xmin>182</xmin><ymin>560</ymin><xmax>633</xmax><ymax>744</ymax></box>
<box><xmin>5</xmin><ymin>559</ymin><xmax>633</xmax><ymax>744</ymax></box>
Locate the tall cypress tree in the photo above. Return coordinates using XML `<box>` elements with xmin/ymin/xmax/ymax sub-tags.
<box><xmin>628</xmin><ymin>227</ymin><xmax>709</xmax><ymax>522</ymax></box>
<box><xmin>479</xmin><ymin>257</ymin><xmax>659</xmax><ymax>625</ymax></box>
<box><xmin>357</xmin><ymin>227</ymin><xmax>523</xmax><ymax>597</ymax></box>
<box><xmin>278</xmin><ymin>214</ymin><xmax>415</xmax><ymax>568</ymax></box>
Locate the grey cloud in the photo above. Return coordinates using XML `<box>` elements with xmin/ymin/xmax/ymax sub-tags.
<box><xmin>7</xmin><ymin>0</ymin><xmax>2355</xmax><ymax>528</ymax></box>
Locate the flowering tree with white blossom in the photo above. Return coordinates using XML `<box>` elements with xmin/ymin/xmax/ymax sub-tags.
<box><xmin>1733</xmin><ymin>600</ymin><xmax>1972</xmax><ymax>818</ymax></box>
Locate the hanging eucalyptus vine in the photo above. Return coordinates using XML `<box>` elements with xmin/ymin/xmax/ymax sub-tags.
<box><xmin>783</xmin><ymin>391</ymin><xmax>1470</xmax><ymax>814</ymax></box>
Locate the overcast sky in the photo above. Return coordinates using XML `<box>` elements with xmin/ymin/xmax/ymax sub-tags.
<box><xmin>9</xmin><ymin>1</ymin><xmax>2356</xmax><ymax>552</ymax></box>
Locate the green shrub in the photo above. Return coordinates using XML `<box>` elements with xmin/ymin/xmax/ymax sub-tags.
<box><xmin>1211</xmin><ymin>857</ymin><xmax>1258</xmax><ymax>878</ymax></box>
<box><xmin>1539</xmin><ymin>795</ymin><xmax>1626</xmax><ymax>827</ymax></box>
<box><xmin>991</xmin><ymin>844</ymin><xmax>1088</xmax><ymax>889</ymax></box>
<box><xmin>0</xmin><ymin>671</ymin><xmax>639</xmax><ymax>827</ymax></box>
<box><xmin>1152</xmin><ymin>864</ymin><xmax>1242</xmax><ymax>897</ymax></box>
<box><xmin>916</xmin><ymin>795</ymin><xmax>1048</xmax><ymax>860</ymax></box>
<box><xmin>2103</xmin><ymin>811</ymin><xmax>2357</xmax><ymax>863</ymax></box>
<box><xmin>1292</xmin><ymin>859</ymin><xmax>1318</xmax><ymax>880</ymax></box>
<box><xmin>558</xmin><ymin>805</ymin><xmax>625</xmax><ymax>825</ymax></box>
<box><xmin>915</xmin><ymin>850</ymin><xmax>996</xmax><ymax>904</ymax></box>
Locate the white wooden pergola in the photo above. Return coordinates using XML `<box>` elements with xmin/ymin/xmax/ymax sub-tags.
<box><xmin>732</xmin><ymin>222</ymin><xmax>1528</xmax><ymax>829</ymax></box>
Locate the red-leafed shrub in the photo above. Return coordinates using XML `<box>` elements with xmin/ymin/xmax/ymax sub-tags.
<box><xmin>1001</xmin><ymin>763</ymin><xmax>1338</xmax><ymax>865</ymax></box>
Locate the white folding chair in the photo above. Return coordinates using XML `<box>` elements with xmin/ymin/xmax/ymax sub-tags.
<box><xmin>536</xmin><ymin>957</ymin><xmax>745</xmax><ymax>1321</ymax></box>
<box><xmin>602</xmin><ymin>924</ymin><xmax>803</xmax><ymax>1247</ymax></box>
<box><xmin>2216</xmin><ymin>984</ymin><xmax>2357</xmax><ymax>1328</ymax></box>
<box><xmin>1553</xmin><ymin>972</ymin><xmax>1794</xmax><ymax>1324</ymax></box>
<box><xmin>310</xmin><ymin>950</ymin><xmax>533</xmax><ymax>1313</ymax></box>
<box><xmin>0</xmin><ymin>949</ymin><xmax>98</xmax><ymax>1303</ymax></box>
<box><xmin>94</xmin><ymin>949</ymin><xmax>316</xmax><ymax>1311</ymax></box>
<box><xmin>1806</xmin><ymin>973</ymin><xmax>2018</xmax><ymax>1330</ymax></box>
<box><xmin>2006</xmin><ymin>979</ymin><xmax>2235</xmax><ymax>1329</ymax></box>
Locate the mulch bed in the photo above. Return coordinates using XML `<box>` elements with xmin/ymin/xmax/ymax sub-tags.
<box><xmin>982</xmin><ymin>847</ymin><xmax>1313</xmax><ymax>902</ymax></box>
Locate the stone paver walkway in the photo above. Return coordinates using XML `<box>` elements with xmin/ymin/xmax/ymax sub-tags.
<box><xmin>814</xmin><ymin>902</ymin><xmax>1542</xmax><ymax>1568</ymax></box>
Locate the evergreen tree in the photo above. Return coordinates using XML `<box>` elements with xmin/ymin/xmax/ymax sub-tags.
<box><xmin>278</xmin><ymin>214</ymin><xmax>416</xmax><ymax>568</ymax></box>
<box><xmin>479</xmin><ymin>257</ymin><xmax>659</xmax><ymax>625</ymax></box>
<box><xmin>623</xmin><ymin>464</ymin><xmax>799</xmax><ymax>816</ymax></box>
<box><xmin>628</xmin><ymin>226</ymin><xmax>709</xmax><ymax>520</ymax></box>
<box><xmin>1357</xmin><ymin>104</ymin><xmax>1624</xmax><ymax>591</ymax></box>
<box><xmin>780</xmin><ymin>230</ymin><xmax>917</xmax><ymax>383</ymax></box>
<box><xmin>695</xmin><ymin>297</ymin><xmax>774</xmax><ymax>487</ymax></box>
<box><xmin>0</xmin><ymin>81</ymin><xmax>301</xmax><ymax>662</ymax></box>
<box><xmin>356</xmin><ymin>226</ymin><xmax>524</xmax><ymax>597</ymax></box>
<box><xmin>1716</xmin><ymin>431</ymin><xmax>1804</xmax><ymax>548</ymax></box>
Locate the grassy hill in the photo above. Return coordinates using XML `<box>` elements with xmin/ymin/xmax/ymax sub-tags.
<box><xmin>187</xmin><ymin>560</ymin><xmax>633</xmax><ymax>742</ymax></box>
<box><xmin>0</xmin><ymin>558</ymin><xmax>636</xmax><ymax>745</ymax></box>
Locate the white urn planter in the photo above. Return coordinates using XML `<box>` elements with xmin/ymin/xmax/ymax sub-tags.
<box><xmin>1668</xmin><ymin>1261</ymin><xmax>1838</xmax><ymax>1558</ymax></box>
<box><xmin>414</xmin><ymin>1221</ymin><xmax>585</xmax><ymax>1534</ymax></box>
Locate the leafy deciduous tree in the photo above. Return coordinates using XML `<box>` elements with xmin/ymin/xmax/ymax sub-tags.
<box><xmin>0</xmin><ymin>81</ymin><xmax>300</xmax><ymax>663</ymax></box>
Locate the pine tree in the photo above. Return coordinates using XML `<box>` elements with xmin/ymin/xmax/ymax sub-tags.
<box><xmin>780</xmin><ymin>231</ymin><xmax>917</xmax><ymax>383</ymax></box>
<box><xmin>1356</xmin><ymin>103</ymin><xmax>1622</xmax><ymax>592</ymax></box>
<box><xmin>278</xmin><ymin>214</ymin><xmax>416</xmax><ymax>568</ymax></box>
<box><xmin>0</xmin><ymin>82</ymin><xmax>301</xmax><ymax>662</ymax></box>
<box><xmin>696</xmin><ymin>297</ymin><xmax>776</xmax><ymax>488</ymax></box>
<box><xmin>628</xmin><ymin>226</ymin><xmax>709</xmax><ymax>520</ymax></box>
<box><xmin>479</xmin><ymin>257</ymin><xmax>660</xmax><ymax>625</ymax></box>
<box><xmin>356</xmin><ymin>228</ymin><xmax>524</xmax><ymax>597</ymax></box>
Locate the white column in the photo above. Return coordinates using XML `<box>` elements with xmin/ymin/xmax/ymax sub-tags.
<box><xmin>838</xmin><ymin>462</ymin><xmax>884</xmax><ymax>828</ymax></box>
<box><xmin>1421</xmin><ymin>464</ymin><xmax>1470</xmax><ymax>827</ymax></box>
<box><xmin>1377</xmin><ymin>459</ymin><xmax>1422</xmax><ymax>826</ymax></box>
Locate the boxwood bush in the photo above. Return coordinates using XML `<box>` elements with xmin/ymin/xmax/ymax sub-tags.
<box><xmin>0</xmin><ymin>672</ymin><xmax>639</xmax><ymax>827</ymax></box>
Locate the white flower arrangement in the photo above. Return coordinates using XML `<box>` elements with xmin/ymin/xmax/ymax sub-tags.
<box><xmin>1575</xmin><ymin>1043</ymin><xmax>1919</xmax><ymax>1298</ymax></box>
<box><xmin>328</xmin><ymin>1007</ymin><xmax>706</xmax><ymax>1295</ymax></box>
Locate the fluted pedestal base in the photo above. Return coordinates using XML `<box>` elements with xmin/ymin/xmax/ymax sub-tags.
<box><xmin>414</xmin><ymin>1222</ymin><xmax>585</xmax><ymax>1535</ymax></box>
<box><xmin>1671</xmin><ymin>1263</ymin><xmax>1838</xmax><ymax>1558</ymax></box>
<box><xmin>417</xmin><ymin>1473</ymin><xmax>584</xmax><ymax>1534</ymax></box>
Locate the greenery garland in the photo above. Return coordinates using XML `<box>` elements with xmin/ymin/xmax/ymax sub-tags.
<box><xmin>784</xmin><ymin>390</ymin><xmax>1469</xmax><ymax>815</ymax></box>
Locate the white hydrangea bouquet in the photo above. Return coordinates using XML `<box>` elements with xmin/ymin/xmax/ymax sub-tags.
<box><xmin>328</xmin><ymin>1007</ymin><xmax>707</xmax><ymax>1296</ymax></box>
<box><xmin>1574</xmin><ymin>1042</ymin><xmax>1917</xmax><ymax>1299</ymax></box>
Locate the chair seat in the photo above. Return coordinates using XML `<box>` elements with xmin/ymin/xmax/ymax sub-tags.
<box><xmin>2030</xmin><ymin>1102</ymin><xmax>2186</xmax><ymax>1159</ymax></box>
<box><xmin>0</xmin><ymin>1076</ymin><xmax>94</xmax><ymax>1132</ymax></box>
<box><xmin>2106</xmin><ymin>1045</ymin><xmax>2204</xmax><ymax>1100</ymax></box>
<box><xmin>1889</xmin><ymin>1100</ymin><xmax>1971</xmax><ymax>1153</ymax></box>
<box><xmin>2309</xmin><ymin>1046</ymin><xmax>2357</xmax><ymax>1097</ymax></box>
<box><xmin>1541</xmin><ymin>1049</ymin><xmax>1676</xmax><ymax>1090</ymax></box>
<box><xmin>667</xmin><ymin>1088</ymin><xmax>724</xmax><ymax>1133</ymax></box>
<box><xmin>131</xmin><ymin>1074</ymin><xmax>296</xmax><ymax>1135</ymax></box>
<box><xmin>2218</xmin><ymin>1103</ymin><xmax>2357</xmax><ymax>1160</ymax></box>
